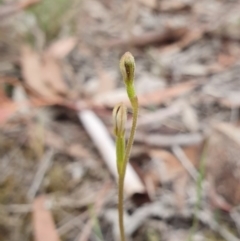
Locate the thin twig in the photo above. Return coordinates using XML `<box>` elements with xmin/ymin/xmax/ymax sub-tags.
<box><xmin>27</xmin><ymin>149</ymin><xmax>55</xmax><ymax>201</ymax></box>
<box><xmin>0</xmin><ymin>204</ymin><xmax>32</xmax><ymax>213</ymax></box>
<box><xmin>135</xmin><ymin>132</ymin><xmax>203</xmax><ymax>147</ymax></box>
<box><xmin>57</xmin><ymin>213</ymin><xmax>87</xmax><ymax>236</ymax></box>
<box><xmin>198</xmin><ymin>211</ymin><xmax>240</xmax><ymax>241</ymax></box>
<box><xmin>172</xmin><ymin>145</ymin><xmax>198</xmax><ymax>181</ymax></box>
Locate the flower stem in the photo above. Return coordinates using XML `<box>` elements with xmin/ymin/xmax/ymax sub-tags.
<box><xmin>118</xmin><ymin>96</ymin><xmax>138</xmax><ymax>241</ymax></box>
<box><xmin>118</xmin><ymin>175</ymin><xmax>126</xmax><ymax>241</ymax></box>
<box><xmin>116</xmin><ymin>52</ymin><xmax>138</xmax><ymax>241</ymax></box>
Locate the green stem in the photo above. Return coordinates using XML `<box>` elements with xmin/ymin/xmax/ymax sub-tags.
<box><xmin>116</xmin><ymin>136</ymin><xmax>125</xmax><ymax>174</ymax></box>
<box><xmin>120</xmin><ymin>97</ymin><xmax>138</xmax><ymax>178</ymax></box>
<box><xmin>116</xmin><ymin>133</ymin><xmax>126</xmax><ymax>241</ymax></box>
<box><xmin>118</xmin><ymin>96</ymin><xmax>138</xmax><ymax>241</ymax></box>
<box><xmin>117</xmin><ymin>51</ymin><xmax>138</xmax><ymax>241</ymax></box>
<box><xmin>118</xmin><ymin>175</ymin><xmax>126</xmax><ymax>241</ymax></box>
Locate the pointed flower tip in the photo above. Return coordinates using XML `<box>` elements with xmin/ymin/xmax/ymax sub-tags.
<box><xmin>113</xmin><ymin>103</ymin><xmax>127</xmax><ymax>137</ymax></box>
<box><xmin>121</xmin><ymin>52</ymin><xmax>134</xmax><ymax>65</ymax></box>
<box><xmin>120</xmin><ymin>52</ymin><xmax>135</xmax><ymax>84</ymax></box>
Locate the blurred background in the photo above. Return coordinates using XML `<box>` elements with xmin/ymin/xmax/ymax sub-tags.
<box><xmin>1</xmin><ymin>0</ymin><xmax>240</xmax><ymax>240</ymax></box>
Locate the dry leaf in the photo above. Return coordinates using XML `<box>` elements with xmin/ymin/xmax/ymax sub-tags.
<box><xmin>138</xmin><ymin>0</ymin><xmax>157</xmax><ymax>9</ymax></box>
<box><xmin>150</xmin><ymin>149</ymin><xmax>185</xmax><ymax>183</ymax></box>
<box><xmin>181</xmin><ymin>101</ymin><xmax>199</xmax><ymax>132</ymax></box>
<box><xmin>206</xmin><ymin>123</ymin><xmax>240</xmax><ymax>208</ymax></box>
<box><xmin>108</xmin><ymin>27</ymin><xmax>187</xmax><ymax>49</ymax></box>
<box><xmin>19</xmin><ymin>0</ymin><xmax>41</xmax><ymax>8</ymax></box>
<box><xmin>150</xmin><ymin>149</ymin><xmax>189</xmax><ymax>209</ymax></box>
<box><xmin>183</xmin><ymin>145</ymin><xmax>202</xmax><ymax>167</ymax></box>
<box><xmin>21</xmin><ymin>46</ymin><xmax>58</xmax><ymax>99</ymax></box>
<box><xmin>161</xmin><ymin>29</ymin><xmax>204</xmax><ymax>55</ymax></box>
<box><xmin>159</xmin><ymin>0</ymin><xmax>191</xmax><ymax>12</ymax></box>
<box><xmin>0</xmin><ymin>88</ymin><xmax>19</xmax><ymax>124</ymax></box>
<box><xmin>139</xmin><ymin>0</ymin><xmax>190</xmax><ymax>12</ymax></box>
<box><xmin>95</xmin><ymin>63</ymin><xmax>116</xmax><ymax>94</ymax></box>
<box><xmin>21</xmin><ymin>45</ymin><xmax>69</xmax><ymax>101</ymax></box>
<box><xmin>138</xmin><ymin>81</ymin><xmax>198</xmax><ymax>107</ymax></box>
<box><xmin>0</xmin><ymin>102</ymin><xmax>18</xmax><ymax>125</ymax></box>
<box><xmin>33</xmin><ymin>195</ymin><xmax>60</xmax><ymax>241</ymax></box>
<box><xmin>217</xmin><ymin>53</ymin><xmax>236</xmax><ymax>68</ymax></box>
<box><xmin>46</xmin><ymin>37</ymin><xmax>77</xmax><ymax>59</ymax></box>
<box><xmin>42</xmin><ymin>54</ymin><xmax>69</xmax><ymax>95</ymax></box>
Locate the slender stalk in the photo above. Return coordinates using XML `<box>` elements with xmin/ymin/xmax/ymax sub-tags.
<box><xmin>120</xmin><ymin>97</ymin><xmax>138</xmax><ymax>178</ymax></box>
<box><xmin>114</xmin><ymin>52</ymin><xmax>138</xmax><ymax>241</ymax></box>
<box><xmin>116</xmin><ymin>136</ymin><xmax>125</xmax><ymax>174</ymax></box>
<box><xmin>118</xmin><ymin>97</ymin><xmax>138</xmax><ymax>241</ymax></box>
<box><xmin>118</xmin><ymin>175</ymin><xmax>126</xmax><ymax>241</ymax></box>
<box><xmin>115</xmin><ymin>122</ymin><xmax>126</xmax><ymax>241</ymax></box>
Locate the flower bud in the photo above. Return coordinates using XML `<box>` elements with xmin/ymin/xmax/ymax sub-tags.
<box><xmin>120</xmin><ymin>52</ymin><xmax>135</xmax><ymax>85</ymax></box>
<box><xmin>113</xmin><ymin>103</ymin><xmax>127</xmax><ymax>137</ymax></box>
<box><xmin>120</xmin><ymin>52</ymin><xmax>136</xmax><ymax>100</ymax></box>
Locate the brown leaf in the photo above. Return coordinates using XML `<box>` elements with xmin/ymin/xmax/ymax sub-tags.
<box><xmin>138</xmin><ymin>0</ymin><xmax>191</xmax><ymax>11</ymax></box>
<box><xmin>160</xmin><ymin>29</ymin><xmax>204</xmax><ymax>55</ymax></box>
<box><xmin>33</xmin><ymin>196</ymin><xmax>60</xmax><ymax>241</ymax></box>
<box><xmin>0</xmin><ymin>88</ymin><xmax>18</xmax><ymax>124</ymax></box>
<box><xmin>206</xmin><ymin>123</ymin><xmax>240</xmax><ymax>208</ymax></box>
<box><xmin>150</xmin><ymin>149</ymin><xmax>186</xmax><ymax>182</ymax></box>
<box><xmin>95</xmin><ymin>63</ymin><xmax>116</xmax><ymax>94</ymax></box>
<box><xmin>159</xmin><ymin>0</ymin><xmax>191</xmax><ymax>12</ymax></box>
<box><xmin>217</xmin><ymin>53</ymin><xmax>236</xmax><ymax>68</ymax></box>
<box><xmin>41</xmin><ymin>38</ymin><xmax>76</xmax><ymax>96</ymax></box>
<box><xmin>0</xmin><ymin>102</ymin><xmax>18</xmax><ymax>125</ymax></box>
<box><xmin>138</xmin><ymin>0</ymin><xmax>157</xmax><ymax>9</ymax></box>
<box><xmin>107</xmin><ymin>27</ymin><xmax>187</xmax><ymax>49</ymax></box>
<box><xmin>21</xmin><ymin>46</ymin><xmax>69</xmax><ymax>101</ymax></box>
<box><xmin>46</xmin><ymin>37</ymin><xmax>77</xmax><ymax>59</ymax></box>
<box><xmin>42</xmin><ymin>53</ymin><xmax>69</xmax><ymax>95</ymax></box>
<box><xmin>19</xmin><ymin>0</ymin><xmax>41</xmax><ymax>9</ymax></box>
<box><xmin>183</xmin><ymin>145</ymin><xmax>202</xmax><ymax>167</ymax></box>
<box><xmin>181</xmin><ymin>101</ymin><xmax>199</xmax><ymax>132</ymax></box>
<box><xmin>21</xmin><ymin>46</ymin><xmax>58</xmax><ymax>99</ymax></box>
<box><xmin>150</xmin><ymin>149</ymin><xmax>188</xmax><ymax>209</ymax></box>
<box><xmin>138</xmin><ymin>80</ymin><xmax>198</xmax><ymax>107</ymax></box>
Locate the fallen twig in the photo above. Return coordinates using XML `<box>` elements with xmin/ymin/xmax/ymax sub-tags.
<box><xmin>172</xmin><ymin>145</ymin><xmax>198</xmax><ymax>181</ymax></box>
<box><xmin>0</xmin><ymin>204</ymin><xmax>32</xmax><ymax>213</ymax></box>
<box><xmin>27</xmin><ymin>149</ymin><xmax>55</xmax><ymax>201</ymax></box>
<box><xmin>135</xmin><ymin>132</ymin><xmax>203</xmax><ymax>147</ymax></box>
<box><xmin>106</xmin><ymin>27</ymin><xmax>187</xmax><ymax>48</ymax></box>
